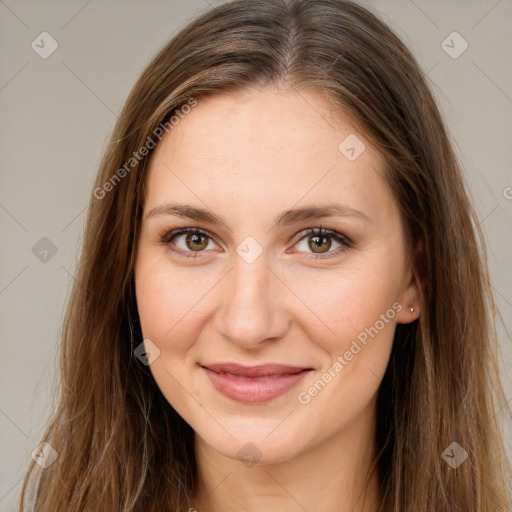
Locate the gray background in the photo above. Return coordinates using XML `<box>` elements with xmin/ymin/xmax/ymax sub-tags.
<box><xmin>0</xmin><ymin>0</ymin><xmax>511</xmax><ymax>509</ymax></box>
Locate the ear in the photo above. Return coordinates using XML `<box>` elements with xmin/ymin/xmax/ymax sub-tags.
<box><xmin>395</xmin><ymin>237</ymin><xmax>423</xmax><ymax>324</ymax></box>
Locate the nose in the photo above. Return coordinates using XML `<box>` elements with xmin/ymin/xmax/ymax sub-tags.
<box><xmin>214</xmin><ymin>253</ymin><xmax>291</xmax><ymax>350</ymax></box>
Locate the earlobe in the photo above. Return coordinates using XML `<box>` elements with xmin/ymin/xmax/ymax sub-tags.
<box><xmin>396</xmin><ymin>239</ymin><xmax>423</xmax><ymax>324</ymax></box>
<box><xmin>396</xmin><ymin>298</ymin><xmax>420</xmax><ymax>324</ymax></box>
<box><xmin>396</xmin><ymin>296</ymin><xmax>421</xmax><ymax>324</ymax></box>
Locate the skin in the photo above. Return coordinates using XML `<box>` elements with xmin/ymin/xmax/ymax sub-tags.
<box><xmin>134</xmin><ymin>85</ymin><xmax>420</xmax><ymax>512</ymax></box>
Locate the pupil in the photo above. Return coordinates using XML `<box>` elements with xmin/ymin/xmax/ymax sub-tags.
<box><xmin>187</xmin><ymin>233</ymin><xmax>206</xmax><ymax>251</ymax></box>
<box><xmin>309</xmin><ymin>235</ymin><xmax>331</xmax><ymax>253</ymax></box>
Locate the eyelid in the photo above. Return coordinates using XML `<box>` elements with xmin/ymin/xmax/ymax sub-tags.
<box><xmin>160</xmin><ymin>226</ymin><xmax>217</xmax><ymax>245</ymax></box>
<box><xmin>287</xmin><ymin>227</ymin><xmax>353</xmax><ymax>259</ymax></box>
<box><xmin>160</xmin><ymin>226</ymin><xmax>353</xmax><ymax>259</ymax></box>
<box><xmin>160</xmin><ymin>227</ymin><xmax>221</xmax><ymax>258</ymax></box>
<box><xmin>290</xmin><ymin>227</ymin><xmax>353</xmax><ymax>247</ymax></box>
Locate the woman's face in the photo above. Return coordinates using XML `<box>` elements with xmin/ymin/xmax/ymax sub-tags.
<box><xmin>135</xmin><ymin>86</ymin><xmax>419</xmax><ymax>465</ymax></box>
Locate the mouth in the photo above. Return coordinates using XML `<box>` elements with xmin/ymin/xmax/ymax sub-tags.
<box><xmin>200</xmin><ymin>363</ymin><xmax>313</xmax><ymax>403</ymax></box>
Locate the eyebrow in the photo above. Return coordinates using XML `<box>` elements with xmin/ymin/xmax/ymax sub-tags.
<box><xmin>145</xmin><ymin>202</ymin><xmax>370</xmax><ymax>226</ymax></box>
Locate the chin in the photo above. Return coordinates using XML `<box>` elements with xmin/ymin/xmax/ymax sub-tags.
<box><xmin>193</xmin><ymin>416</ymin><xmax>315</xmax><ymax>467</ymax></box>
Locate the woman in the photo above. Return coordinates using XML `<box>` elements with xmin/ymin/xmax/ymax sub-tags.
<box><xmin>19</xmin><ymin>0</ymin><xmax>511</xmax><ymax>510</ymax></box>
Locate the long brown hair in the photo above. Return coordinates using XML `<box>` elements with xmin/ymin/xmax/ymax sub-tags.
<box><xmin>19</xmin><ymin>1</ymin><xmax>511</xmax><ymax>510</ymax></box>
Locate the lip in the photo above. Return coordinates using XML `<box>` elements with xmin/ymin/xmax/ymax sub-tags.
<box><xmin>200</xmin><ymin>363</ymin><xmax>313</xmax><ymax>403</ymax></box>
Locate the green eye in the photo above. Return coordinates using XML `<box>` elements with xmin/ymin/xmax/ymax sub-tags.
<box><xmin>294</xmin><ymin>227</ymin><xmax>352</xmax><ymax>258</ymax></box>
<box><xmin>161</xmin><ymin>226</ymin><xmax>352</xmax><ymax>260</ymax></box>
<box><xmin>161</xmin><ymin>228</ymin><xmax>215</xmax><ymax>258</ymax></box>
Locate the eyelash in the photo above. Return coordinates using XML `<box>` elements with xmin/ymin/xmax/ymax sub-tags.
<box><xmin>160</xmin><ymin>226</ymin><xmax>353</xmax><ymax>260</ymax></box>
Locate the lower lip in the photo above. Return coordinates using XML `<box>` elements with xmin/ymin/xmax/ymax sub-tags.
<box><xmin>202</xmin><ymin>367</ymin><xmax>312</xmax><ymax>403</ymax></box>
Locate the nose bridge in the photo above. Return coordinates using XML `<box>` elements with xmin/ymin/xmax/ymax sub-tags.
<box><xmin>215</xmin><ymin>252</ymin><xmax>289</xmax><ymax>348</ymax></box>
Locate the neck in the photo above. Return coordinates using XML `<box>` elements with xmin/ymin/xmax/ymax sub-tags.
<box><xmin>190</xmin><ymin>397</ymin><xmax>381</xmax><ymax>512</ymax></box>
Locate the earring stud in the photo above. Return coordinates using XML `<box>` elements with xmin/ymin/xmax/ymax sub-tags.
<box><xmin>410</xmin><ymin>306</ymin><xmax>414</xmax><ymax>313</ymax></box>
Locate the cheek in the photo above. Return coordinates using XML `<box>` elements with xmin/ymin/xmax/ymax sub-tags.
<box><xmin>290</xmin><ymin>257</ymin><xmax>401</xmax><ymax>411</ymax></box>
<box><xmin>135</xmin><ymin>249</ymin><xmax>228</xmax><ymax>361</ymax></box>
<box><xmin>135</xmin><ymin>252</ymin><xmax>198</xmax><ymax>348</ymax></box>
<box><xmin>291</xmin><ymin>254</ymin><xmax>401</xmax><ymax>347</ymax></box>
<box><xmin>134</xmin><ymin>254</ymin><xmax>211</xmax><ymax>421</ymax></box>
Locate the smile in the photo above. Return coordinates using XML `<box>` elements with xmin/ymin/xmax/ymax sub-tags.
<box><xmin>200</xmin><ymin>363</ymin><xmax>313</xmax><ymax>403</ymax></box>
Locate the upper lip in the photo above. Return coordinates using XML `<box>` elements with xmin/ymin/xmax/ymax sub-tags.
<box><xmin>201</xmin><ymin>362</ymin><xmax>312</xmax><ymax>378</ymax></box>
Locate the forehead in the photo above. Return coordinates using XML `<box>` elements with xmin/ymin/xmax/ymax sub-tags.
<box><xmin>144</xmin><ymin>86</ymin><xmax>392</xmax><ymax>225</ymax></box>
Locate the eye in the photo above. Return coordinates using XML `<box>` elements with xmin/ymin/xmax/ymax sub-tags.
<box><xmin>160</xmin><ymin>226</ymin><xmax>353</xmax><ymax>260</ymax></box>
<box><xmin>161</xmin><ymin>227</ymin><xmax>218</xmax><ymax>258</ymax></box>
<box><xmin>292</xmin><ymin>227</ymin><xmax>352</xmax><ymax>259</ymax></box>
